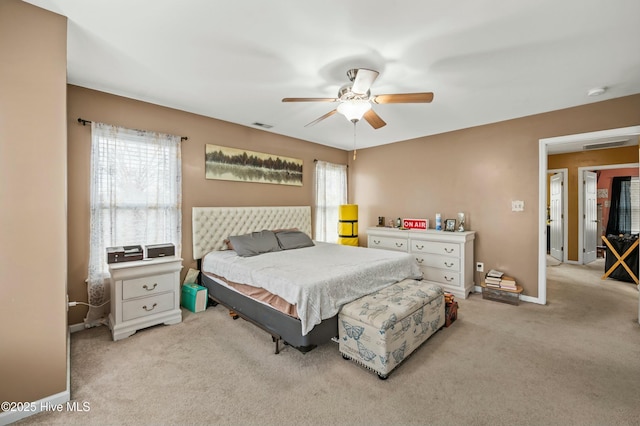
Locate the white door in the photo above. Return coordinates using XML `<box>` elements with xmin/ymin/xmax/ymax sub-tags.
<box><xmin>583</xmin><ymin>171</ymin><xmax>598</xmax><ymax>264</ymax></box>
<box><xmin>550</xmin><ymin>173</ymin><xmax>563</xmax><ymax>262</ymax></box>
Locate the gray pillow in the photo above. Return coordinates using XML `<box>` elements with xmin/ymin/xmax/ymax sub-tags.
<box><xmin>275</xmin><ymin>230</ymin><xmax>315</xmax><ymax>250</ymax></box>
<box><xmin>227</xmin><ymin>230</ymin><xmax>282</xmax><ymax>257</ymax></box>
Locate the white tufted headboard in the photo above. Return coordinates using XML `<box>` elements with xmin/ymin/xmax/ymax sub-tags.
<box><xmin>192</xmin><ymin>206</ymin><xmax>312</xmax><ymax>259</ymax></box>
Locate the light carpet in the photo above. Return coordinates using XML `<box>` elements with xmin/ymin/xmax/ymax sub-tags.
<box><xmin>18</xmin><ymin>260</ymin><xmax>640</xmax><ymax>425</ymax></box>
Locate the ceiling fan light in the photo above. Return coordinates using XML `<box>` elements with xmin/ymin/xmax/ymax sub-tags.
<box><xmin>337</xmin><ymin>100</ymin><xmax>371</xmax><ymax>122</ymax></box>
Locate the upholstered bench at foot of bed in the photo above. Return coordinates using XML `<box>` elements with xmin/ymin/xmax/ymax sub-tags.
<box><xmin>338</xmin><ymin>279</ymin><xmax>445</xmax><ymax>379</ymax></box>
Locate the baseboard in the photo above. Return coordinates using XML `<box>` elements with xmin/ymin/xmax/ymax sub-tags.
<box><xmin>0</xmin><ymin>331</ymin><xmax>71</xmax><ymax>425</ymax></box>
<box><xmin>520</xmin><ymin>294</ymin><xmax>544</xmax><ymax>304</ymax></box>
<box><xmin>69</xmin><ymin>322</ymin><xmax>85</xmax><ymax>333</ymax></box>
<box><xmin>69</xmin><ymin>318</ymin><xmax>107</xmax><ymax>334</ymax></box>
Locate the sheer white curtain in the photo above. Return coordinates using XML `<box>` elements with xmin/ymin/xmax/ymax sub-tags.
<box><xmin>86</xmin><ymin>122</ymin><xmax>182</xmax><ymax>324</ymax></box>
<box><xmin>314</xmin><ymin>160</ymin><xmax>347</xmax><ymax>243</ymax></box>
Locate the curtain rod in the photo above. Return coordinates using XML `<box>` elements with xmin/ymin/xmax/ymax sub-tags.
<box><xmin>313</xmin><ymin>159</ymin><xmax>348</xmax><ymax>167</ymax></box>
<box><xmin>77</xmin><ymin>118</ymin><xmax>188</xmax><ymax>141</ymax></box>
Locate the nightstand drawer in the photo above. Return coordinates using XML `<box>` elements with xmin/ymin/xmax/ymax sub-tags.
<box><xmin>122</xmin><ymin>292</ymin><xmax>174</xmax><ymax>322</ymax></box>
<box><xmin>122</xmin><ymin>273</ymin><xmax>174</xmax><ymax>300</ymax></box>
<box><xmin>414</xmin><ymin>254</ymin><xmax>460</xmax><ymax>271</ymax></box>
<box><xmin>368</xmin><ymin>236</ymin><xmax>408</xmax><ymax>252</ymax></box>
<box><xmin>412</xmin><ymin>240</ymin><xmax>459</xmax><ymax>257</ymax></box>
<box><xmin>422</xmin><ymin>267</ymin><xmax>461</xmax><ymax>287</ymax></box>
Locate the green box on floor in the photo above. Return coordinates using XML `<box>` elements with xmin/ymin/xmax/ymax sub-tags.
<box><xmin>181</xmin><ymin>283</ymin><xmax>208</xmax><ymax>313</ymax></box>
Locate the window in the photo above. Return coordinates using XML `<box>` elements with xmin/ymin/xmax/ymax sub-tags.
<box><xmin>606</xmin><ymin>175</ymin><xmax>639</xmax><ymax>235</ymax></box>
<box><xmin>314</xmin><ymin>160</ymin><xmax>347</xmax><ymax>243</ymax></box>
<box><xmin>86</xmin><ymin>122</ymin><xmax>182</xmax><ymax>321</ymax></box>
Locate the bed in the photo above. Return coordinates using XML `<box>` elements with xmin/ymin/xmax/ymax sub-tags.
<box><xmin>192</xmin><ymin>206</ymin><xmax>421</xmax><ymax>353</ymax></box>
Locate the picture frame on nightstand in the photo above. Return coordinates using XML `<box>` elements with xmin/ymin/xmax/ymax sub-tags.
<box><xmin>444</xmin><ymin>219</ymin><xmax>456</xmax><ymax>232</ymax></box>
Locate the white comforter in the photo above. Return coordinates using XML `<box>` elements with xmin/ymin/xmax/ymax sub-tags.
<box><xmin>202</xmin><ymin>242</ymin><xmax>422</xmax><ymax>335</ymax></box>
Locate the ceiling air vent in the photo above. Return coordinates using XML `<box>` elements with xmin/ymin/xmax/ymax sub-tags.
<box><xmin>252</xmin><ymin>122</ymin><xmax>273</xmax><ymax>129</ymax></box>
<box><xmin>582</xmin><ymin>139</ymin><xmax>628</xmax><ymax>150</ymax></box>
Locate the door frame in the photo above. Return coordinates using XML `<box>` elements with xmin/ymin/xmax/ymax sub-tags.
<box><xmin>547</xmin><ymin>168</ymin><xmax>568</xmax><ymax>263</ymax></box>
<box><xmin>538</xmin><ymin>125</ymin><xmax>640</xmax><ymax>306</ymax></box>
<box><xmin>578</xmin><ymin>163</ymin><xmax>639</xmax><ymax>264</ymax></box>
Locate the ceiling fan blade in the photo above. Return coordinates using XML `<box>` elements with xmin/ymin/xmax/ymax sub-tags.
<box><xmin>371</xmin><ymin>92</ymin><xmax>434</xmax><ymax>104</ymax></box>
<box><xmin>305</xmin><ymin>109</ymin><xmax>337</xmax><ymax>127</ymax></box>
<box><xmin>351</xmin><ymin>69</ymin><xmax>379</xmax><ymax>95</ymax></box>
<box><xmin>282</xmin><ymin>97</ymin><xmax>338</xmax><ymax>102</ymax></box>
<box><xmin>363</xmin><ymin>109</ymin><xmax>386</xmax><ymax>129</ymax></box>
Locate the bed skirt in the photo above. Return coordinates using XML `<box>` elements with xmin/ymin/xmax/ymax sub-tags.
<box><xmin>200</xmin><ymin>272</ymin><xmax>338</xmax><ymax>352</ymax></box>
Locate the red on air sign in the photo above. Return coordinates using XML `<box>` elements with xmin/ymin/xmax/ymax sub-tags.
<box><xmin>403</xmin><ymin>218</ymin><xmax>428</xmax><ymax>230</ymax></box>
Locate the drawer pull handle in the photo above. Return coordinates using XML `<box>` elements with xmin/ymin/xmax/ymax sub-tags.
<box><xmin>444</xmin><ymin>276</ymin><xmax>454</xmax><ymax>282</ymax></box>
<box><xmin>395</xmin><ymin>242</ymin><xmax>404</xmax><ymax>247</ymax></box>
<box><xmin>143</xmin><ymin>283</ymin><xmax>158</xmax><ymax>291</ymax></box>
<box><xmin>416</xmin><ymin>258</ymin><xmax>424</xmax><ymax>264</ymax></box>
<box><xmin>373</xmin><ymin>239</ymin><xmax>380</xmax><ymax>245</ymax></box>
<box><xmin>142</xmin><ymin>303</ymin><xmax>158</xmax><ymax>311</ymax></box>
<box><xmin>444</xmin><ymin>248</ymin><xmax>454</xmax><ymax>253</ymax></box>
<box><xmin>415</xmin><ymin>244</ymin><xmax>424</xmax><ymax>250</ymax></box>
<box><xmin>444</xmin><ymin>262</ymin><xmax>454</xmax><ymax>267</ymax></box>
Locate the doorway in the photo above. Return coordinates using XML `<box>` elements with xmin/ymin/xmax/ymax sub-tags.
<box><xmin>538</xmin><ymin>125</ymin><xmax>640</xmax><ymax>305</ymax></box>
<box><xmin>578</xmin><ymin>163</ymin><xmax>640</xmax><ymax>265</ymax></box>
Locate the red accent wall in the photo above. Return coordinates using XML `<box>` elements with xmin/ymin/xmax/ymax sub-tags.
<box><xmin>598</xmin><ymin>167</ymin><xmax>639</xmax><ymax>234</ymax></box>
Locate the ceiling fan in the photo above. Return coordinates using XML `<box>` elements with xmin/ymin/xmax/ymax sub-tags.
<box><xmin>282</xmin><ymin>68</ymin><xmax>434</xmax><ymax>129</ymax></box>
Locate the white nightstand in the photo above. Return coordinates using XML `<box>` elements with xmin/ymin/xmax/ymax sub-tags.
<box><xmin>108</xmin><ymin>256</ymin><xmax>183</xmax><ymax>341</ymax></box>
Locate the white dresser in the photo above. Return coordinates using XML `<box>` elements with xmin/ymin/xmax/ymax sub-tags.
<box><xmin>368</xmin><ymin>227</ymin><xmax>476</xmax><ymax>299</ymax></box>
<box><xmin>108</xmin><ymin>256</ymin><xmax>183</xmax><ymax>341</ymax></box>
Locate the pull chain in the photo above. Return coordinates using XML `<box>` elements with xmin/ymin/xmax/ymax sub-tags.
<box><xmin>352</xmin><ymin>121</ymin><xmax>357</xmax><ymax>160</ymax></box>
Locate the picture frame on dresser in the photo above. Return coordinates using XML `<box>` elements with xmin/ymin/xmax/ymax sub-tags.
<box><xmin>444</xmin><ymin>219</ymin><xmax>456</xmax><ymax>232</ymax></box>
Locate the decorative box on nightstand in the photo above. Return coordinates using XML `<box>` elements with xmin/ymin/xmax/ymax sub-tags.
<box><xmin>108</xmin><ymin>256</ymin><xmax>183</xmax><ymax>341</ymax></box>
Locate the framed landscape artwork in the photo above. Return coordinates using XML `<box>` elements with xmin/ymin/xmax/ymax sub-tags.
<box><xmin>205</xmin><ymin>144</ymin><xmax>303</xmax><ymax>186</ymax></box>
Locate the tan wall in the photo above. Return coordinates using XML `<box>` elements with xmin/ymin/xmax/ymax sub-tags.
<box><xmin>351</xmin><ymin>94</ymin><xmax>640</xmax><ymax>298</ymax></box>
<box><xmin>0</xmin><ymin>0</ymin><xmax>68</xmax><ymax>405</ymax></box>
<box><xmin>67</xmin><ymin>85</ymin><xmax>348</xmax><ymax>324</ymax></box>
<box><xmin>548</xmin><ymin>146</ymin><xmax>639</xmax><ymax>260</ymax></box>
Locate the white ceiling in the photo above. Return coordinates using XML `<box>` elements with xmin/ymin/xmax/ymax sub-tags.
<box><xmin>25</xmin><ymin>0</ymin><xmax>640</xmax><ymax>152</ymax></box>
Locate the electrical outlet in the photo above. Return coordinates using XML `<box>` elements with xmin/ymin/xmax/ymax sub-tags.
<box><xmin>476</xmin><ymin>262</ymin><xmax>484</xmax><ymax>272</ymax></box>
<box><xmin>512</xmin><ymin>200</ymin><xmax>525</xmax><ymax>212</ymax></box>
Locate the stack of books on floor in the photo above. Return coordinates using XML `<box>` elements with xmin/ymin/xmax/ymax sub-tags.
<box><xmin>484</xmin><ymin>269</ymin><xmax>503</xmax><ymax>288</ymax></box>
<box><xmin>484</xmin><ymin>269</ymin><xmax>518</xmax><ymax>290</ymax></box>
<box><xmin>499</xmin><ymin>275</ymin><xmax>517</xmax><ymax>290</ymax></box>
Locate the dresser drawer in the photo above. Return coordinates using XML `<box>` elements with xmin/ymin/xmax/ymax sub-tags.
<box><xmin>122</xmin><ymin>272</ymin><xmax>175</xmax><ymax>300</ymax></box>
<box><xmin>411</xmin><ymin>240</ymin><xmax>460</xmax><ymax>257</ymax></box>
<box><xmin>414</xmin><ymin>254</ymin><xmax>460</xmax><ymax>271</ymax></box>
<box><xmin>421</xmin><ymin>267</ymin><xmax>461</xmax><ymax>287</ymax></box>
<box><xmin>368</xmin><ymin>236</ymin><xmax>408</xmax><ymax>252</ymax></box>
<box><xmin>367</xmin><ymin>227</ymin><xmax>475</xmax><ymax>300</ymax></box>
<box><xmin>122</xmin><ymin>292</ymin><xmax>174</xmax><ymax>322</ymax></box>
